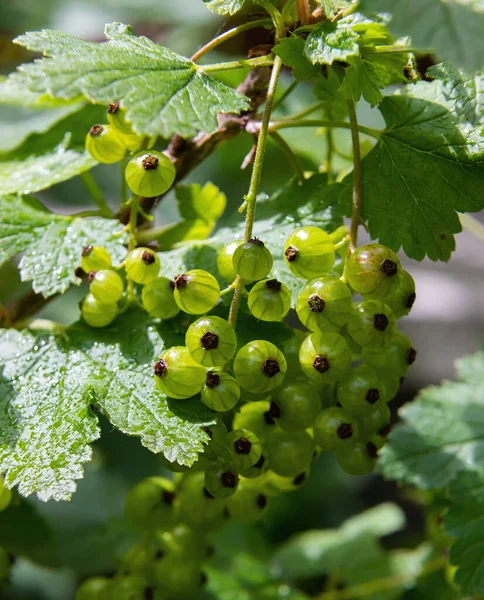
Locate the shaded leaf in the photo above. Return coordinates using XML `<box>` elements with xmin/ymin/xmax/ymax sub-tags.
<box><xmin>176</xmin><ymin>182</ymin><xmax>226</xmax><ymax>223</ymax></box>
<box><xmin>273</xmin><ymin>38</ymin><xmax>320</xmax><ymax>81</ymax></box>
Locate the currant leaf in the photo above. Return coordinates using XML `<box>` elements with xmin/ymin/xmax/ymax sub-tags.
<box><xmin>0</xmin><ymin>311</ymin><xmax>215</xmax><ymax>500</ymax></box>
<box><xmin>0</xmin><ymin>195</ymin><xmax>127</xmax><ymax>296</ymax></box>
<box><xmin>202</xmin><ymin>0</ymin><xmax>246</xmax><ymax>15</ymax></box>
<box><xmin>273</xmin><ymin>38</ymin><xmax>320</xmax><ymax>81</ymax></box>
<box><xmin>176</xmin><ymin>182</ymin><xmax>227</xmax><ymax>223</ymax></box>
<box><xmin>10</xmin><ymin>23</ymin><xmax>250</xmax><ymax>138</ymax></box>
<box><xmin>379</xmin><ymin>351</ymin><xmax>484</xmax><ymax>488</ymax></box>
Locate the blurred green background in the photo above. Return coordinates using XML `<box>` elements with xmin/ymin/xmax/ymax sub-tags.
<box><xmin>0</xmin><ymin>1</ymin><xmax>482</xmax><ymax>598</ymax></box>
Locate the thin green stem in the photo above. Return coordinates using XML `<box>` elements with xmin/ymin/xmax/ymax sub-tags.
<box><xmin>80</xmin><ymin>171</ymin><xmax>113</xmax><ymax>217</ymax></box>
<box><xmin>347</xmin><ymin>99</ymin><xmax>362</xmax><ymax>251</ymax></box>
<box><xmin>362</xmin><ymin>45</ymin><xmax>435</xmax><ymax>55</ymax></box>
<box><xmin>459</xmin><ymin>213</ymin><xmax>484</xmax><ymax>243</ymax></box>
<box><xmin>271</xmin><ymin>79</ymin><xmax>300</xmax><ymax>113</ymax></box>
<box><xmin>268</xmin><ymin>119</ymin><xmax>381</xmax><ymax>139</ymax></box>
<box><xmin>270</xmin><ymin>131</ymin><xmax>305</xmax><ymax>182</ymax></box>
<box><xmin>190</xmin><ymin>18</ymin><xmax>273</xmax><ymax>62</ymax></box>
<box><xmin>120</xmin><ymin>155</ymin><xmax>128</xmax><ymax>205</ymax></box>
<box><xmin>202</xmin><ymin>55</ymin><xmax>274</xmax><ymax>72</ymax></box>
<box><xmin>316</xmin><ymin>556</ymin><xmax>447</xmax><ymax>600</ymax></box>
<box><xmin>326</xmin><ymin>127</ymin><xmax>334</xmax><ymax>183</ymax></box>
<box><xmin>256</xmin><ymin>0</ymin><xmax>286</xmax><ymax>39</ymax></box>
<box><xmin>228</xmin><ymin>55</ymin><xmax>284</xmax><ymax>327</ymax></box>
<box><xmin>126</xmin><ymin>196</ymin><xmax>139</xmax><ymax>300</ymax></box>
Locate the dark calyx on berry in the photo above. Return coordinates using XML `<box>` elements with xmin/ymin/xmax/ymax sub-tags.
<box><xmin>378</xmin><ymin>423</ymin><xmax>392</xmax><ymax>438</ymax></box>
<box><xmin>87</xmin><ymin>271</ymin><xmax>96</xmax><ymax>282</ymax></box>
<box><xmin>365</xmin><ymin>388</ymin><xmax>380</xmax><ymax>404</ymax></box>
<box><xmin>201</xmin><ymin>331</ymin><xmax>219</xmax><ymax>350</ymax></box>
<box><xmin>144</xmin><ymin>587</ymin><xmax>154</xmax><ymax>600</ymax></box>
<box><xmin>285</xmin><ymin>245</ymin><xmax>298</xmax><ymax>262</ymax></box>
<box><xmin>308</xmin><ymin>294</ymin><xmax>325</xmax><ymax>313</ymax></box>
<box><xmin>313</xmin><ymin>355</ymin><xmax>330</xmax><ymax>373</ymax></box>
<box><xmin>162</xmin><ymin>490</ymin><xmax>175</xmax><ymax>505</ymax></box>
<box><xmin>174</xmin><ymin>274</ymin><xmax>189</xmax><ymax>288</ymax></box>
<box><xmin>154</xmin><ymin>359</ymin><xmax>167</xmax><ymax>377</ymax></box>
<box><xmin>266</xmin><ymin>279</ymin><xmax>282</xmax><ymax>292</ymax></box>
<box><xmin>251</xmin><ymin>237</ymin><xmax>264</xmax><ymax>246</ymax></box>
<box><xmin>263</xmin><ymin>358</ymin><xmax>280</xmax><ymax>378</ymax></box>
<box><xmin>234</xmin><ymin>437</ymin><xmax>251</xmax><ymax>454</ymax></box>
<box><xmin>257</xmin><ymin>494</ymin><xmax>267</xmax><ymax>508</ymax></box>
<box><xmin>264</xmin><ymin>411</ymin><xmax>276</xmax><ymax>425</ymax></box>
<box><xmin>220</xmin><ymin>471</ymin><xmax>239</xmax><ymax>488</ymax></box>
<box><xmin>293</xmin><ymin>472</ymin><xmax>306</xmax><ymax>486</ymax></box>
<box><xmin>381</xmin><ymin>259</ymin><xmax>398</xmax><ymax>276</ymax></box>
<box><xmin>337</xmin><ymin>423</ymin><xmax>353</xmax><ymax>439</ymax></box>
<box><xmin>82</xmin><ymin>245</ymin><xmax>93</xmax><ymax>256</ymax></box>
<box><xmin>89</xmin><ymin>124</ymin><xmax>103</xmax><ymax>136</ymax></box>
<box><xmin>407</xmin><ymin>347</ymin><xmax>417</xmax><ymax>364</ymax></box>
<box><xmin>254</xmin><ymin>455</ymin><xmax>266</xmax><ymax>469</ymax></box>
<box><xmin>108</xmin><ymin>101</ymin><xmax>120</xmax><ymax>114</ymax></box>
<box><xmin>406</xmin><ymin>292</ymin><xmax>416</xmax><ymax>309</ymax></box>
<box><xmin>142</xmin><ymin>154</ymin><xmax>159</xmax><ymax>170</ymax></box>
<box><xmin>269</xmin><ymin>401</ymin><xmax>281</xmax><ymax>419</ymax></box>
<box><xmin>366</xmin><ymin>442</ymin><xmax>379</xmax><ymax>458</ymax></box>
<box><xmin>205</xmin><ymin>371</ymin><xmax>220</xmax><ymax>388</ymax></box>
<box><xmin>373</xmin><ymin>313</ymin><xmax>389</xmax><ymax>331</ymax></box>
<box><xmin>141</xmin><ymin>250</ymin><xmax>156</xmax><ymax>265</ymax></box>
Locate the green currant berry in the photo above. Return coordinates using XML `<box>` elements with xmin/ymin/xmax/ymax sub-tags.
<box><xmin>175</xmin><ymin>472</ymin><xmax>226</xmax><ymax>531</ymax></box>
<box><xmin>81</xmin><ymin>293</ymin><xmax>118</xmax><ymax>328</ymax></box>
<box><xmin>341</xmin><ymin>324</ymin><xmax>363</xmax><ymax>358</ymax></box>
<box><xmin>76</xmin><ymin>577</ymin><xmax>113</xmax><ymax>600</ymax></box>
<box><xmin>120</xmin><ymin>544</ymin><xmax>156</xmax><ymax>578</ymax></box>
<box><xmin>239</xmin><ymin>447</ymin><xmax>270</xmax><ymax>478</ymax></box>
<box><xmin>0</xmin><ymin>548</ymin><xmax>11</xmax><ymax>580</ymax></box>
<box><xmin>265</xmin><ymin>429</ymin><xmax>315</xmax><ymax>477</ymax></box>
<box><xmin>111</xmin><ymin>576</ymin><xmax>155</xmax><ymax>600</ymax></box>
<box><xmin>173</xmin><ymin>270</ymin><xmax>220</xmax><ymax>314</ymax></box>
<box><xmin>296</xmin><ymin>276</ymin><xmax>353</xmax><ymax>331</ymax></box>
<box><xmin>346</xmin><ymin>244</ymin><xmax>402</xmax><ymax>297</ymax></box>
<box><xmin>227</xmin><ymin>428</ymin><xmax>262</xmax><ymax>470</ymax></box>
<box><xmin>335</xmin><ymin>442</ymin><xmax>377</xmax><ymax>475</ymax></box>
<box><xmin>378</xmin><ymin>372</ymin><xmax>401</xmax><ymax>402</ymax></box>
<box><xmin>202</xmin><ymin>420</ymin><xmax>228</xmax><ymax>460</ymax></box>
<box><xmin>337</xmin><ymin>364</ymin><xmax>387</xmax><ymax>416</ymax></box>
<box><xmin>107</xmin><ymin>101</ymin><xmax>133</xmax><ymax>135</ymax></box>
<box><xmin>88</xmin><ymin>269</ymin><xmax>124</xmax><ymax>303</ymax></box>
<box><xmin>159</xmin><ymin>524</ymin><xmax>210</xmax><ymax>561</ymax></box>
<box><xmin>81</xmin><ymin>245</ymin><xmax>112</xmax><ymax>272</ymax></box>
<box><xmin>204</xmin><ymin>462</ymin><xmax>239</xmax><ymax>498</ymax></box>
<box><xmin>248</xmin><ymin>278</ymin><xmax>291</xmax><ymax>322</ymax></box>
<box><xmin>153</xmin><ymin>346</ymin><xmax>205</xmax><ymax>399</ymax></box>
<box><xmin>313</xmin><ymin>407</ymin><xmax>360</xmax><ymax>452</ymax></box>
<box><xmin>284</xmin><ymin>226</ymin><xmax>335</xmax><ymax>279</ymax></box>
<box><xmin>358</xmin><ymin>400</ymin><xmax>391</xmax><ymax>439</ymax></box>
<box><xmin>271</xmin><ymin>380</ymin><xmax>320</xmax><ymax>431</ymax></box>
<box><xmin>373</xmin><ymin>269</ymin><xmax>416</xmax><ymax>318</ymax></box>
<box><xmin>153</xmin><ymin>556</ymin><xmax>205</xmax><ymax>598</ymax></box>
<box><xmin>299</xmin><ymin>331</ymin><xmax>352</xmax><ymax>384</ymax></box>
<box><xmin>280</xmin><ymin>329</ymin><xmax>306</xmax><ymax>379</ymax></box>
<box><xmin>125</xmin><ymin>247</ymin><xmax>160</xmax><ymax>284</ymax></box>
<box><xmin>260</xmin><ymin>469</ymin><xmax>310</xmax><ymax>496</ymax></box>
<box><xmin>232</xmin><ymin>400</ymin><xmax>276</xmax><ymax>441</ymax></box>
<box><xmin>85</xmin><ymin>123</ymin><xmax>126</xmax><ymax>164</ymax></box>
<box><xmin>226</xmin><ymin>479</ymin><xmax>269</xmax><ymax>523</ymax></box>
<box><xmin>367</xmin><ymin>434</ymin><xmax>386</xmax><ymax>452</ymax></box>
<box><xmin>346</xmin><ymin>300</ymin><xmax>397</xmax><ymax>350</ymax></box>
<box><xmin>185</xmin><ymin>315</ymin><xmax>236</xmax><ymax>366</ymax></box>
<box><xmin>363</xmin><ymin>331</ymin><xmax>417</xmax><ymax>375</ymax></box>
<box><xmin>201</xmin><ymin>371</ymin><xmax>240</xmax><ymax>412</ymax></box>
<box><xmin>217</xmin><ymin>239</ymin><xmax>243</xmax><ymax>282</ymax></box>
<box><xmin>232</xmin><ymin>238</ymin><xmax>273</xmax><ymax>282</ymax></box>
<box><xmin>233</xmin><ymin>340</ymin><xmax>287</xmax><ymax>393</ymax></box>
<box><xmin>0</xmin><ymin>477</ymin><xmax>12</xmax><ymax>512</ymax></box>
<box><xmin>141</xmin><ymin>277</ymin><xmax>179</xmax><ymax>319</ymax></box>
<box><xmin>125</xmin><ymin>476</ymin><xmax>176</xmax><ymax>529</ymax></box>
<box><xmin>125</xmin><ymin>151</ymin><xmax>176</xmax><ymax>197</ymax></box>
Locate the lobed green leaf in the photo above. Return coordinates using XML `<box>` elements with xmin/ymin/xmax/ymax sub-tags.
<box><xmin>202</xmin><ymin>0</ymin><xmax>246</xmax><ymax>15</ymax></box>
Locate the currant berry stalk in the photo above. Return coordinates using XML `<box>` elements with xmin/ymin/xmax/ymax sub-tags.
<box><xmin>347</xmin><ymin>99</ymin><xmax>362</xmax><ymax>251</ymax></box>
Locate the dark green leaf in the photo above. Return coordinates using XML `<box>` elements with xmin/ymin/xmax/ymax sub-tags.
<box><xmin>273</xmin><ymin>38</ymin><xmax>320</xmax><ymax>81</ymax></box>
<box><xmin>312</xmin><ymin>68</ymin><xmax>348</xmax><ymax>120</ymax></box>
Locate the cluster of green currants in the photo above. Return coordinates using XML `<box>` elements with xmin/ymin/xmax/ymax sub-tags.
<box><xmin>86</xmin><ymin>102</ymin><xmax>176</xmax><ymax>197</ymax></box>
<box><xmin>0</xmin><ymin>477</ymin><xmax>13</xmax><ymax>583</ymax></box>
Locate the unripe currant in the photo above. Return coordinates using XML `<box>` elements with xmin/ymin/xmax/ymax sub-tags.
<box><xmin>346</xmin><ymin>243</ymin><xmax>402</xmax><ymax>297</ymax></box>
<box><xmin>248</xmin><ymin>278</ymin><xmax>291</xmax><ymax>321</ymax></box>
<box><xmin>363</xmin><ymin>331</ymin><xmax>417</xmax><ymax>375</ymax></box>
<box><xmin>88</xmin><ymin>269</ymin><xmax>124</xmax><ymax>303</ymax></box>
<box><xmin>185</xmin><ymin>316</ymin><xmax>237</xmax><ymax>366</ymax></box>
<box><xmin>174</xmin><ymin>472</ymin><xmax>226</xmax><ymax>531</ymax></box>
<box><xmin>239</xmin><ymin>447</ymin><xmax>270</xmax><ymax>478</ymax></box>
<box><xmin>335</xmin><ymin>442</ymin><xmax>377</xmax><ymax>475</ymax></box>
<box><xmin>107</xmin><ymin>102</ymin><xmax>133</xmax><ymax>135</ymax></box>
<box><xmin>233</xmin><ymin>340</ymin><xmax>287</xmax><ymax>393</ymax></box>
<box><xmin>81</xmin><ymin>245</ymin><xmax>112</xmax><ymax>272</ymax></box>
<box><xmin>284</xmin><ymin>226</ymin><xmax>335</xmax><ymax>279</ymax></box>
<box><xmin>201</xmin><ymin>371</ymin><xmax>240</xmax><ymax>412</ymax></box>
<box><xmin>125</xmin><ymin>476</ymin><xmax>176</xmax><ymax>529</ymax></box>
<box><xmin>125</xmin><ymin>150</ymin><xmax>176</xmax><ymax>197</ymax></box>
<box><xmin>76</xmin><ymin>577</ymin><xmax>113</xmax><ymax>600</ymax></box>
<box><xmin>226</xmin><ymin>479</ymin><xmax>269</xmax><ymax>523</ymax></box>
<box><xmin>201</xmin><ymin>421</ymin><xmax>229</xmax><ymax>460</ymax></box>
<box><xmin>227</xmin><ymin>429</ymin><xmax>263</xmax><ymax>470</ymax></box>
<box><xmin>85</xmin><ymin>123</ymin><xmax>126</xmax><ymax>164</ymax></box>
<box><xmin>217</xmin><ymin>239</ymin><xmax>243</xmax><ymax>282</ymax></box>
<box><xmin>232</xmin><ymin>400</ymin><xmax>275</xmax><ymax>441</ymax></box>
<box><xmin>141</xmin><ymin>277</ymin><xmax>180</xmax><ymax>319</ymax></box>
<box><xmin>173</xmin><ymin>270</ymin><xmax>220</xmax><ymax>315</ymax></box>
<box><xmin>153</xmin><ymin>346</ymin><xmax>206</xmax><ymax>399</ymax></box>
<box><xmin>125</xmin><ymin>247</ymin><xmax>160</xmax><ymax>284</ymax></box>
<box><xmin>81</xmin><ymin>293</ymin><xmax>118</xmax><ymax>328</ymax></box>
<box><xmin>232</xmin><ymin>238</ymin><xmax>273</xmax><ymax>282</ymax></box>
<box><xmin>337</xmin><ymin>364</ymin><xmax>387</xmax><ymax>416</ymax></box>
<box><xmin>358</xmin><ymin>400</ymin><xmax>391</xmax><ymax>439</ymax></box>
<box><xmin>271</xmin><ymin>380</ymin><xmax>321</xmax><ymax>431</ymax></box>
<box><xmin>265</xmin><ymin>429</ymin><xmax>315</xmax><ymax>477</ymax></box>
<box><xmin>346</xmin><ymin>300</ymin><xmax>397</xmax><ymax>351</ymax></box>
<box><xmin>296</xmin><ymin>276</ymin><xmax>353</xmax><ymax>331</ymax></box>
<box><xmin>204</xmin><ymin>462</ymin><xmax>239</xmax><ymax>498</ymax></box>
<box><xmin>299</xmin><ymin>331</ymin><xmax>352</xmax><ymax>384</ymax></box>
<box><xmin>313</xmin><ymin>407</ymin><xmax>360</xmax><ymax>452</ymax></box>
<box><xmin>375</xmin><ymin>269</ymin><xmax>416</xmax><ymax>318</ymax></box>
